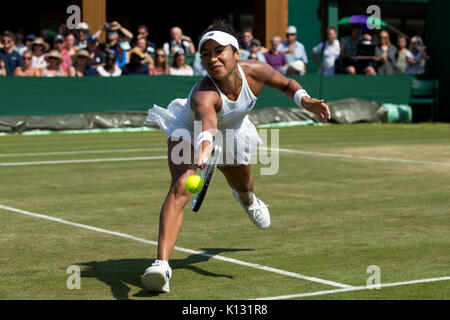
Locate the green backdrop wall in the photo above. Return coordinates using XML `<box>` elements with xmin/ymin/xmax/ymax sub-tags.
<box><xmin>0</xmin><ymin>75</ymin><xmax>413</xmax><ymax>116</ymax></box>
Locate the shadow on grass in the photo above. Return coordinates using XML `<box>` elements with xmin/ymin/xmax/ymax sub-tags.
<box><xmin>78</xmin><ymin>248</ymin><xmax>253</xmax><ymax>299</ymax></box>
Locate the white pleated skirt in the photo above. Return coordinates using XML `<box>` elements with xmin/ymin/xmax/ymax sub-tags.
<box><xmin>147</xmin><ymin>98</ymin><xmax>262</xmax><ymax>166</ymax></box>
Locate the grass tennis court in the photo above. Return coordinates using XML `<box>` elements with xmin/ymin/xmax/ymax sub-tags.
<box><xmin>0</xmin><ymin>123</ymin><xmax>449</xmax><ymax>300</ymax></box>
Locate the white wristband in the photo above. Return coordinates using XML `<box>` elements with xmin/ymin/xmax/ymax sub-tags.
<box><xmin>294</xmin><ymin>89</ymin><xmax>310</xmax><ymax>107</ymax></box>
<box><xmin>195</xmin><ymin>131</ymin><xmax>213</xmax><ymax>151</ymax></box>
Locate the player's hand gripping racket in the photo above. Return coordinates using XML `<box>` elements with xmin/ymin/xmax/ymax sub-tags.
<box><xmin>191</xmin><ymin>144</ymin><xmax>222</xmax><ymax>212</ymax></box>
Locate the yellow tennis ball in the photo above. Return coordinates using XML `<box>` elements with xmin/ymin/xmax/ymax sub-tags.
<box><xmin>185</xmin><ymin>175</ymin><xmax>204</xmax><ymax>194</ymax></box>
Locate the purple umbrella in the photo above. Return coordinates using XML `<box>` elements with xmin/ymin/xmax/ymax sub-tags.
<box><xmin>338</xmin><ymin>15</ymin><xmax>386</xmax><ymax>32</ymax></box>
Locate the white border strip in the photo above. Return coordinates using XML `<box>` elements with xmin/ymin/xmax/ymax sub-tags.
<box><xmin>260</xmin><ymin>147</ymin><xmax>450</xmax><ymax>167</ymax></box>
<box><xmin>0</xmin><ymin>156</ymin><xmax>167</xmax><ymax>166</ymax></box>
<box><xmin>0</xmin><ymin>148</ymin><xmax>166</xmax><ymax>158</ymax></box>
<box><xmin>251</xmin><ymin>276</ymin><xmax>450</xmax><ymax>300</ymax></box>
<box><xmin>0</xmin><ymin>204</ymin><xmax>352</xmax><ymax>289</ymax></box>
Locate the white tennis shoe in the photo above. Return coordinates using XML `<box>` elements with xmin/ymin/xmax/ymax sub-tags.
<box><xmin>141</xmin><ymin>260</ymin><xmax>172</xmax><ymax>293</ymax></box>
<box><xmin>232</xmin><ymin>190</ymin><xmax>270</xmax><ymax>229</ymax></box>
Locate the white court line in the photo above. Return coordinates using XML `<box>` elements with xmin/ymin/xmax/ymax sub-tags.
<box><xmin>0</xmin><ymin>204</ymin><xmax>352</xmax><ymax>289</ymax></box>
<box><xmin>260</xmin><ymin>147</ymin><xmax>450</xmax><ymax>167</ymax></box>
<box><xmin>251</xmin><ymin>276</ymin><xmax>450</xmax><ymax>300</ymax></box>
<box><xmin>1</xmin><ymin>146</ymin><xmax>448</xmax><ymax>167</ymax></box>
<box><xmin>0</xmin><ymin>156</ymin><xmax>167</xmax><ymax>166</ymax></box>
<box><xmin>0</xmin><ymin>148</ymin><xmax>165</xmax><ymax>158</ymax></box>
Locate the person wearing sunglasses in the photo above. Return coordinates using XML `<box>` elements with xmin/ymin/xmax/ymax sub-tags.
<box><xmin>405</xmin><ymin>35</ymin><xmax>429</xmax><ymax>75</ymax></box>
<box><xmin>149</xmin><ymin>48</ymin><xmax>169</xmax><ymax>75</ymax></box>
<box><xmin>374</xmin><ymin>30</ymin><xmax>397</xmax><ymax>75</ymax></box>
<box><xmin>13</xmin><ymin>50</ymin><xmax>40</xmax><ymax>76</ymax></box>
<box><xmin>0</xmin><ymin>30</ymin><xmax>22</xmax><ymax>75</ymax></box>
<box><xmin>93</xmin><ymin>21</ymin><xmax>134</xmax><ymax>51</ymax></box>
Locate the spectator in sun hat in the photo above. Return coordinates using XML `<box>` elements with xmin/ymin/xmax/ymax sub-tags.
<box><xmin>277</xmin><ymin>25</ymin><xmax>308</xmax><ymax>68</ymax></box>
<box><xmin>42</xmin><ymin>50</ymin><xmax>67</xmax><ymax>77</ymax></box>
<box><xmin>53</xmin><ymin>34</ymin><xmax>72</xmax><ymax>74</ymax></box>
<box><xmin>86</xmin><ymin>35</ymin><xmax>105</xmax><ymax>68</ymax></box>
<box><xmin>31</xmin><ymin>37</ymin><xmax>49</xmax><ymax>70</ymax></box>
<box><xmin>0</xmin><ymin>30</ymin><xmax>22</xmax><ymax>75</ymax></box>
<box><xmin>75</xmin><ymin>22</ymin><xmax>90</xmax><ymax>49</ymax></box>
<box><xmin>69</xmin><ymin>49</ymin><xmax>96</xmax><ymax>77</ymax></box>
<box><xmin>121</xmin><ymin>47</ymin><xmax>149</xmax><ymax>75</ymax></box>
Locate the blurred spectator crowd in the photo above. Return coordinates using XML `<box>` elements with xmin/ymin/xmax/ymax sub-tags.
<box><xmin>0</xmin><ymin>21</ymin><xmax>429</xmax><ymax>77</ymax></box>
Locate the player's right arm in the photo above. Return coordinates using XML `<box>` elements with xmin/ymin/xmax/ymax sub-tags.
<box><xmin>190</xmin><ymin>87</ymin><xmax>220</xmax><ymax>168</ymax></box>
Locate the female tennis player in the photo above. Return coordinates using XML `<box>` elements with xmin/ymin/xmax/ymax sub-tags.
<box><xmin>142</xmin><ymin>22</ymin><xmax>330</xmax><ymax>293</ymax></box>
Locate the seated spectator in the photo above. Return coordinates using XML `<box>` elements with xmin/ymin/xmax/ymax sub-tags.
<box><xmin>135</xmin><ymin>37</ymin><xmax>154</xmax><ymax>66</ymax></box>
<box><xmin>93</xmin><ymin>21</ymin><xmax>134</xmax><ymax>50</ymax></box>
<box><xmin>135</xmin><ymin>24</ymin><xmax>156</xmax><ymax>55</ymax></box>
<box><xmin>121</xmin><ymin>47</ymin><xmax>149</xmax><ymax>75</ymax></box>
<box><xmin>239</xmin><ymin>28</ymin><xmax>253</xmax><ymax>53</ymax></box>
<box><xmin>31</xmin><ymin>37</ymin><xmax>49</xmax><ymax>70</ymax></box>
<box><xmin>405</xmin><ymin>36</ymin><xmax>428</xmax><ymax>75</ymax></box>
<box><xmin>149</xmin><ymin>48</ymin><xmax>169</xmax><ymax>75</ymax></box>
<box><xmin>241</xmin><ymin>39</ymin><xmax>267</xmax><ymax>62</ymax></box>
<box><xmin>373</xmin><ymin>30</ymin><xmax>397</xmax><ymax>75</ymax></box>
<box><xmin>64</xmin><ymin>32</ymin><xmax>79</xmax><ymax>57</ymax></box>
<box><xmin>278</xmin><ymin>25</ymin><xmax>308</xmax><ymax>70</ymax></box>
<box><xmin>0</xmin><ymin>59</ymin><xmax>6</xmax><ymax>76</ymax></box>
<box><xmin>263</xmin><ymin>35</ymin><xmax>287</xmax><ymax>71</ymax></box>
<box><xmin>340</xmin><ymin>24</ymin><xmax>362</xmax><ymax>74</ymax></box>
<box><xmin>0</xmin><ymin>30</ymin><xmax>22</xmax><ymax>75</ymax></box>
<box><xmin>192</xmin><ymin>51</ymin><xmax>207</xmax><ymax>76</ymax></box>
<box><xmin>24</xmin><ymin>34</ymin><xmax>37</xmax><ymax>50</ymax></box>
<box><xmin>163</xmin><ymin>26</ymin><xmax>195</xmax><ymax>55</ymax></box>
<box><xmin>311</xmin><ymin>26</ymin><xmax>340</xmax><ymax>75</ymax></box>
<box><xmin>14</xmin><ymin>50</ymin><xmax>40</xmax><ymax>76</ymax></box>
<box><xmin>359</xmin><ymin>33</ymin><xmax>377</xmax><ymax>75</ymax></box>
<box><xmin>97</xmin><ymin>50</ymin><xmax>122</xmax><ymax>77</ymax></box>
<box><xmin>395</xmin><ymin>35</ymin><xmax>408</xmax><ymax>74</ymax></box>
<box><xmin>75</xmin><ymin>22</ymin><xmax>90</xmax><ymax>49</ymax></box>
<box><xmin>14</xmin><ymin>29</ymin><xmax>27</xmax><ymax>56</ymax></box>
<box><xmin>169</xmin><ymin>51</ymin><xmax>193</xmax><ymax>76</ymax></box>
<box><xmin>112</xmin><ymin>39</ymin><xmax>130</xmax><ymax>68</ymax></box>
<box><xmin>42</xmin><ymin>50</ymin><xmax>67</xmax><ymax>77</ymax></box>
<box><xmin>53</xmin><ymin>34</ymin><xmax>72</xmax><ymax>75</ymax></box>
<box><xmin>86</xmin><ymin>35</ymin><xmax>105</xmax><ymax>68</ymax></box>
<box><xmin>69</xmin><ymin>49</ymin><xmax>97</xmax><ymax>77</ymax></box>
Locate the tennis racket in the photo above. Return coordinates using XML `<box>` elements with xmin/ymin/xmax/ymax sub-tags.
<box><xmin>191</xmin><ymin>144</ymin><xmax>222</xmax><ymax>212</ymax></box>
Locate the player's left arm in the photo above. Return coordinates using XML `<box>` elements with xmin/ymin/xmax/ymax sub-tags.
<box><xmin>253</xmin><ymin>61</ymin><xmax>331</xmax><ymax>124</ymax></box>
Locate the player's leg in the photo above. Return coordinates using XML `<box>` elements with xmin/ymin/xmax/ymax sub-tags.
<box><xmin>218</xmin><ymin>164</ymin><xmax>270</xmax><ymax>229</ymax></box>
<box><xmin>142</xmin><ymin>138</ymin><xmax>196</xmax><ymax>293</ymax></box>
<box><xmin>218</xmin><ymin>164</ymin><xmax>254</xmax><ymax>206</ymax></box>
<box><xmin>158</xmin><ymin>138</ymin><xmax>196</xmax><ymax>261</ymax></box>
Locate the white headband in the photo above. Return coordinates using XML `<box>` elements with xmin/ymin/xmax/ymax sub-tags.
<box><xmin>198</xmin><ymin>30</ymin><xmax>240</xmax><ymax>52</ymax></box>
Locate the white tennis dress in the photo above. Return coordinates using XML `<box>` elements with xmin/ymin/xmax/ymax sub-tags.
<box><xmin>147</xmin><ymin>64</ymin><xmax>262</xmax><ymax>165</ymax></box>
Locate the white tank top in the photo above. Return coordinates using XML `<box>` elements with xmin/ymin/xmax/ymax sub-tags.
<box><xmin>187</xmin><ymin>63</ymin><xmax>257</xmax><ymax>130</ymax></box>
